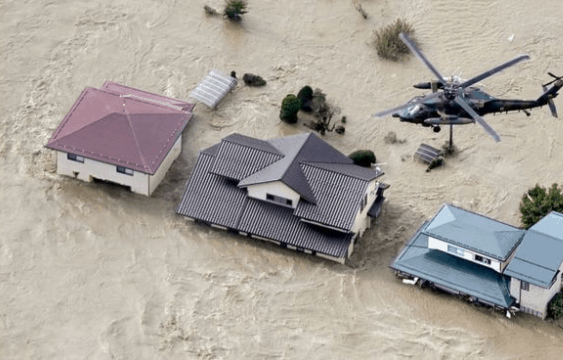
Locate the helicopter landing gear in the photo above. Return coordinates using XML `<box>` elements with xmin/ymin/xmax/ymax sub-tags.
<box><xmin>433</xmin><ymin>125</ymin><xmax>441</xmax><ymax>133</ymax></box>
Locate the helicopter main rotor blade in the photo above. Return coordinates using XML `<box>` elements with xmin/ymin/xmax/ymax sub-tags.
<box><xmin>372</xmin><ymin>92</ymin><xmax>442</xmax><ymax>118</ymax></box>
<box><xmin>454</xmin><ymin>96</ymin><xmax>501</xmax><ymax>142</ymax></box>
<box><xmin>459</xmin><ymin>55</ymin><xmax>530</xmax><ymax>89</ymax></box>
<box><xmin>399</xmin><ymin>33</ymin><xmax>447</xmax><ymax>85</ymax></box>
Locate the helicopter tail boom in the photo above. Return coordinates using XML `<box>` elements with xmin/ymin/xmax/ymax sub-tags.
<box><xmin>537</xmin><ymin>77</ymin><xmax>562</xmax><ymax>118</ymax></box>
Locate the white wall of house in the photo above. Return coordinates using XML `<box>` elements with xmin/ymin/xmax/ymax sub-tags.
<box><xmin>427</xmin><ymin>237</ymin><xmax>503</xmax><ymax>272</ymax></box>
<box><xmin>245</xmin><ymin>181</ymin><xmax>301</xmax><ymax>208</ymax></box>
<box><xmin>350</xmin><ymin>180</ymin><xmax>379</xmax><ymax>236</ymax></box>
<box><xmin>510</xmin><ymin>277</ymin><xmax>521</xmax><ymax>303</ymax></box>
<box><xmin>510</xmin><ymin>265</ymin><xmax>562</xmax><ymax>318</ymax></box>
<box><xmin>57</xmin><ymin>151</ymin><xmax>150</xmax><ymax>195</ymax></box>
<box><xmin>56</xmin><ymin>136</ymin><xmax>181</xmax><ymax>196</ymax></box>
<box><xmin>148</xmin><ymin>135</ymin><xmax>182</xmax><ymax>195</ymax></box>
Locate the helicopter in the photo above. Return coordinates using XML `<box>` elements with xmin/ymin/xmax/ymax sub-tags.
<box><xmin>373</xmin><ymin>33</ymin><xmax>563</xmax><ymax>143</ymax></box>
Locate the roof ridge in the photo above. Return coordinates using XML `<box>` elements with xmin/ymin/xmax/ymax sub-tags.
<box><xmin>122</xmin><ymin>97</ymin><xmax>149</xmax><ymax>172</ymax></box>
<box><xmin>48</xmin><ymin>87</ymin><xmax>95</xmax><ymax>143</ymax></box>
<box><xmin>303</xmin><ymin>161</ymin><xmax>380</xmax><ymax>181</ymax></box>
<box><xmin>445</xmin><ymin>203</ymin><xmax>523</xmax><ymax>231</ymax></box>
<box><xmin>279</xmin><ymin>133</ymin><xmax>313</xmax><ymax>179</ymax></box>
<box><xmin>512</xmin><ymin>255</ymin><xmax>559</xmax><ymax>272</ymax></box>
<box><xmin>224</xmin><ymin>133</ymin><xmax>284</xmax><ymax>156</ymax></box>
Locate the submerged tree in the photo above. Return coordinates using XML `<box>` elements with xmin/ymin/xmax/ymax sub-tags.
<box><xmin>280</xmin><ymin>94</ymin><xmax>301</xmax><ymax>124</ymax></box>
<box><xmin>519</xmin><ymin>183</ymin><xmax>563</xmax><ymax>229</ymax></box>
<box><xmin>297</xmin><ymin>85</ymin><xmax>314</xmax><ymax>112</ymax></box>
<box><xmin>348</xmin><ymin>150</ymin><xmax>376</xmax><ymax>167</ymax></box>
<box><xmin>224</xmin><ymin>0</ymin><xmax>248</xmax><ymax>21</ymax></box>
<box><xmin>548</xmin><ymin>292</ymin><xmax>563</xmax><ymax>320</ymax></box>
<box><xmin>374</xmin><ymin>18</ymin><xmax>417</xmax><ymax>61</ymax></box>
<box><xmin>242</xmin><ymin>73</ymin><xmax>266</xmax><ymax>86</ymax></box>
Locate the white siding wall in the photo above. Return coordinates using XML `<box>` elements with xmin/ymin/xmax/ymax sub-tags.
<box><xmin>427</xmin><ymin>237</ymin><xmax>502</xmax><ymax>272</ymax></box>
<box><xmin>148</xmin><ymin>135</ymin><xmax>182</xmax><ymax>195</ymax></box>
<box><xmin>510</xmin><ymin>277</ymin><xmax>521</xmax><ymax>303</ymax></box>
<box><xmin>350</xmin><ymin>180</ymin><xmax>379</xmax><ymax>235</ymax></box>
<box><xmin>246</xmin><ymin>181</ymin><xmax>301</xmax><ymax>208</ymax></box>
<box><xmin>56</xmin><ymin>151</ymin><xmax>149</xmax><ymax>195</ymax></box>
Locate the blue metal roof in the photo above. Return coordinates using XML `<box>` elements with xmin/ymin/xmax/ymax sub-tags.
<box><xmin>503</xmin><ymin>212</ymin><xmax>563</xmax><ymax>288</ymax></box>
<box><xmin>529</xmin><ymin>211</ymin><xmax>563</xmax><ymax>240</ymax></box>
<box><xmin>391</xmin><ymin>228</ymin><xmax>514</xmax><ymax>308</ymax></box>
<box><xmin>425</xmin><ymin>204</ymin><xmax>524</xmax><ymax>260</ymax></box>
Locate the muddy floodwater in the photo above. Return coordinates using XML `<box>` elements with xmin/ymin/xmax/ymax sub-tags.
<box><xmin>1</xmin><ymin>0</ymin><xmax>563</xmax><ymax>359</ymax></box>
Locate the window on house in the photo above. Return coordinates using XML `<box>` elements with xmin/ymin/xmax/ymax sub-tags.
<box><xmin>447</xmin><ymin>244</ymin><xmax>464</xmax><ymax>256</ymax></box>
<box><xmin>116</xmin><ymin>166</ymin><xmax>134</xmax><ymax>176</ymax></box>
<box><xmin>474</xmin><ymin>254</ymin><xmax>491</xmax><ymax>265</ymax></box>
<box><xmin>266</xmin><ymin>193</ymin><xmax>293</xmax><ymax>207</ymax></box>
<box><xmin>67</xmin><ymin>153</ymin><xmax>84</xmax><ymax>163</ymax></box>
<box><xmin>360</xmin><ymin>194</ymin><xmax>368</xmax><ymax>212</ymax></box>
<box><xmin>521</xmin><ymin>281</ymin><xmax>530</xmax><ymax>291</ymax></box>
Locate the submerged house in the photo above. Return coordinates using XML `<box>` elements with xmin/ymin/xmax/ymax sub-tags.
<box><xmin>176</xmin><ymin>132</ymin><xmax>387</xmax><ymax>263</ymax></box>
<box><xmin>46</xmin><ymin>81</ymin><xmax>194</xmax><ymax>196</ymax></box>
<box><xmin>391</xmin><ymin>204</ymin><xmax>563</xmax><ymax>319</ymax></box>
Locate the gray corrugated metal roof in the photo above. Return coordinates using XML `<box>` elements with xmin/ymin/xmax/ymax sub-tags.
<box><xmin>425</xmin><ymin>204</ymin><xmax>524</xmax><ymax>260</ymax></box>
<box><xmin>390</xmin><ymin>230</ymin><xmax>514</xmax><ymax>308</ymax></box>
<box><xmin>294</xmin><ymin>163</ymin><xmax>368</xmax><ymax>230</ymax></box>
<box><xmin>176</xmin><ymin>153</ymin><xmax>248</xmax><ymax>229</ymax></box>
<box><xmin>210</xmin><ymin>137</ymin><xmax>283</xmax><ymax>180</ymax></box>
<box><xmin>238</xmin><ymin>133</ymin><xmax>316</xmax><ymax>202</ymax></box>
<box><xmin>238</xmin><ymin>199</ymin><xmax>353</xmax><ymax>258</ymax></box>
<box><xmin>176</xmin><ymin>145</ymin><xmax>355</xmax><ymax>258</ymax></box>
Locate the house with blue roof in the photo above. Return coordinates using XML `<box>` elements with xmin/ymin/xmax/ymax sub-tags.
<box><xmin>391</xmin><ymin>204</ymin><xmax>563</xmax><ymax>319</ymax></box>
<box><xmin>176</xmin><ymin>132</ymin><xmax>387</xmax><ymax>263</ymax></box>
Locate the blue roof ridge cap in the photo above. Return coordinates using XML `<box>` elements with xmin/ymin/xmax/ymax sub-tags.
<box><xmin>511</xmin><ymin>255</ymin><xmax>560</xmax><ymax>272</ymax></box>
<box><xmin>444</xmin><ymin>203</ymin><xmax>524</xmax><ymax>231</ymax></box>
<box><xmin>223</xmin><ymin>133</ymin><xmax>285</xmax><ymax>157</ymax></box>
<box><xmin>527</xmin><ymin>228</ymin><xmax>563</xmax><ymax>244</ymax></box>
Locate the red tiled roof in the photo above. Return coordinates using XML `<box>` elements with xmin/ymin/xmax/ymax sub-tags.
<box><xmin>46</xmin><ymin>84</ymin><xmax>194</xmax><ymax>174</ymax></box>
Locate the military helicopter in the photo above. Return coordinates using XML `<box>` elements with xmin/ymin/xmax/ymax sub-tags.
<box><xmin>373</xmin><ymin>33</ymin><xmax>563</xmax><ymax>144</ymax></box>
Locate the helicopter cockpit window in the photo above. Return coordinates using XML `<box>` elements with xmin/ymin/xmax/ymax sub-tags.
<box><xmin>408</xmin><ymin>105</ymin><xmax>421</xmax><ymax>114</ymax></box>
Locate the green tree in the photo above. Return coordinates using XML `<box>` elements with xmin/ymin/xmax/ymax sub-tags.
<box><xmin>348</xmin><ymin>150</ymin><xmax>376</xmax><ymax>168</ymax></box>
<box><xmin>280</xmin><ymin>94</ymin><xmax>301</xmax><ymax>124</ymax></box>
<box><xmin>224</xmin><ymin>0</ymin><xmax>247</xmax><ymax>21</ymax></box>
<box><xmin>519</xmin><ymin>183</ymin><xmax>563</xmax><ymax>229</ymax></box>
<box><xmin>548</xmin><ymin>292</ymin><xmax>563</xmax><ymax>320</ymax></box>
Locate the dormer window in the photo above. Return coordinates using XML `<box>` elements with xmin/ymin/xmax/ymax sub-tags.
<box><xmin>474</xmin><ymin>254</ymin><xmax>491</xmax><ymax>265</ymax></box>
<box><xmin>266</xmin><ymin>193</ymin><xmax>292</xmax><ymax>207</ymax></box>
<box><xmin>67</xmin><ymin>153</ymin><xmax>84</xmax><ymax>163</ymax></box>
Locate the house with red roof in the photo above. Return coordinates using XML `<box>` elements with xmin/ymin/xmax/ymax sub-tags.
<box><xmin>46</xmin><ymin>81</ymin><xmax>194</xmax><ymax>196</ymax></box>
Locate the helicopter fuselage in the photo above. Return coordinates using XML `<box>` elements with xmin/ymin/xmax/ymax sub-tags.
<box><xmin>393</xmin><ymin>83</ymin><xmax>560</xmax><ymax>129</ymax></box>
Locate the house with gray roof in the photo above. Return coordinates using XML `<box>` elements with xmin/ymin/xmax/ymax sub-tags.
<box><xmin>176</xmin><ymin>132</ymin><xmax>387</xmax><ymax>263</ymax></box>
<box><xmin>46</xmin><ymin>81</ymin><xmax>194</xmax><ymax>196</ymax></box>
<box><xmin>391</xmin><ymin>204</ymin><xmax>563</xmax><ymax>319</ymax></box>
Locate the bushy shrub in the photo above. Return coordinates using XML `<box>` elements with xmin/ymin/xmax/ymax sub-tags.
<box><xmin>243</xmin><ymin>73</ymin><xmax>266</xmax><ymax>86</ymax></box>
<box><xmin>224</xmin><ymin>0</ymin><xmax>247</xmax><ymax>21</ymax></box>
<box><xmin>297</xmin><ymin>86</ymin><xmax>314</xmax><ymax>112</ymax></box>
<box><xmin>280</xmin><ymin>94</ymin><xmax>301</xmax><ymax>124</ymax></box>
<box><xmin>548</xmin><ymin>292</ymin><xmax>563</xmax><ymax>320</ymax></box>
<box><xmin>374</xmin><ymin>19</ymin><xmax>417</xmax><ymax>61</ymax></box>
<box><xmin>520</xmin><ymin>183</ymin><xmax>563</xmax><ymax>229</ymax></box>
<box><xmin>348</xmin><ymin>150</ymin><xmax>376</xmax><ymax>167</ymax></box>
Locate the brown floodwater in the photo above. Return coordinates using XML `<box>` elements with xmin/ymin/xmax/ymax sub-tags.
<box><xmin>1</xmin><ymin>0</ymin><xmax>562</xmax><ymax>358</ymax></box>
